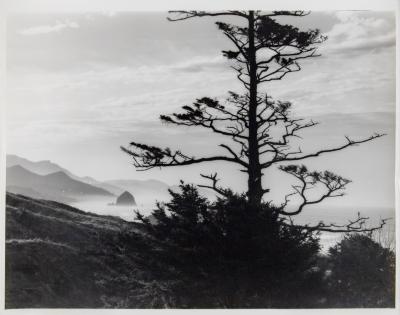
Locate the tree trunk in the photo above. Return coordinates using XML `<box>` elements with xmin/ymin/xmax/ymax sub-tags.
<box><xmin>247</xmin><ymin>11</ymin><xmax>263</xmax><ymax>207</ymax></box>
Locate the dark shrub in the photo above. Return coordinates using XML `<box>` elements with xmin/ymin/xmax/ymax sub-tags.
<box><xmin>130</xmin><ymin>183</ymin><xmax>323</xmax><ymax>308</ymax></box>
<box><xmin>327</xmin><ymin>234</ymin><xmax>395</xmax><ymax>307</ymax></box>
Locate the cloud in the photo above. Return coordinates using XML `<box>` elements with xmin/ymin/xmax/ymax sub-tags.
<box><xmin>9</xmin><ymin>53</ymin><xmax>233</xmax><ymax>98</ymax></box>
<box><xmin>322</xmin><ymin>11</ymin><xmax>395</xmax><ymax>55</ymax></box>
<box><xmin>171</xmin><ymin>55</ymin><xmax>227</xmax><ymax>73</ymax></box>
<box><xmin>259</xmin><ymin>12</ymin><xmax>396</xmax><ymax>117</ymax></box>
<box><xmin>265</xmin><ymin>44</ymin><xmax>395</xmax><ymax>117</ymax></box>
<box><xmin>18</xmin><ymin>20</ymin><xmax>79</xmax><ymax>35</ymax></box>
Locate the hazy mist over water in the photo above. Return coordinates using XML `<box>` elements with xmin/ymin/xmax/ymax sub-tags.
<box><xmin>71</xmin><ymin>196</ymin><xmax>158</xmax><ymax>222</ymax></box>
<box><xmin>71</xmin><ymin>195</ymin><xmax>395</xmax><ymax>251</ymax></box>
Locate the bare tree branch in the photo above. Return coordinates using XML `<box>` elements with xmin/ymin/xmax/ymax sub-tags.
<box><xmin>264</xmin><ymin>133</ymin><xmax>385</xmax><ymax>167</ymax></box>
<box><xmin>167</xmin><ymin>11</ymin><xmax>310</xmax><ymax>22</ymax></box>
<box><xmin>198</xmin><ymin>173</ymin><xmax>229</xmax><ymax>197</ymax></box>
<box><xmin>167</xmin><ymin>11</ymin><xmax>248</xmax><ymax>21</ymax></box>
<box><xmin>121</xmin><ymin>143</ymin><xmax>243</xmax><ymax>170</ymax></box>
<box><xmin>160</xmin><ymin>97</ymin><xmax>249</xmax><ymax>140</ymax></box>
<box><xmin>278</xmin><ymin>165</ymin><xmax>351</xmax><ymax>216</ymax></box>
<box><xmin>283</xmin><ymin>215</ymin><xmax>388</xmax><ymax>233</ymax></box>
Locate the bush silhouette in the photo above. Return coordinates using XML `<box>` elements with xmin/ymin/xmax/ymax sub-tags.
<box><xmin>131</xmin><ymin>183</ymin><xmax>324</xmax><ymax>308</ymax></box>
<box><xmin>326</xmin><ymin>234</ymin><xmax>395</xmax><ymax>307</ymax></box>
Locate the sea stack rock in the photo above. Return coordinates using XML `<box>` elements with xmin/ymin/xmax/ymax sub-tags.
<box><xmin>116</xmin><ymin>191</ymin><xmax>136</xmax><ymax>206</ymax></box>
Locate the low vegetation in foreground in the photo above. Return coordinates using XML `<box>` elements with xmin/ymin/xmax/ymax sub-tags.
<box><xmin>5</xmin><ymin>188</ymin><xmax>395</xmax><ymax>308</ymax></box>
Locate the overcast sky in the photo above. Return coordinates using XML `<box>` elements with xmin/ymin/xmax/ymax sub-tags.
<box><xmin>6</xmin><ymin>10</ymin><xmax>396</xmax><ymax>209</ymax></box>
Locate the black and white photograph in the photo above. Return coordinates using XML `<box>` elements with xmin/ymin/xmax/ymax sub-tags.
<box><xmin>1</xmin><ymin>0</ymin><xmax>398</xmax><ymax>310</ymax></box>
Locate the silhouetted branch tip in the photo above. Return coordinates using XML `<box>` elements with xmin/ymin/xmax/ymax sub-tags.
<box><xmin>278</xmin><ymin>165</ymin><xmax>351</xmax><ymax>216</ymax></box>
<box><xmin>198</xmin><ymin>173</ymin><xmax>229</xmax><ymax>197</ymax></box>
<box><xmin>283</xmin><ymin>216</ymin><xmax>388</xmax><ymax>233</ymax></box>
<box><xmin>265</xmin><ymin>133</ymin><xmax>385</xmax><ymax>167</ymax></box>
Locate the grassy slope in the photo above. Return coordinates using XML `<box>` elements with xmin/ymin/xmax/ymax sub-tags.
<box><xmin>5</xmin><ymin>193</ymin><xmax>141</xmax><ymax>308</ymax></box>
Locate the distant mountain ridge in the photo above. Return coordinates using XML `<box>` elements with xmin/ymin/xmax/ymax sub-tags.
<box><xmin>6</xmin><ymin>154</ymin><xmax>124</xmax><ymax>195</ymax></box>
<box><xmin>5</xmin><ymin>154</ymin><xmax>215</xmax><ymax>208</ymax></box>
<box><xmin>6</xmin><ymin>165</ymin><xmax>114</xmax><ymax>203</ymax></box>
<box><xmin>5</xmin><ymin>154</ymin><xmax>181</xmax><ymax>206</ymax></box>
<box><xmin>7</xmin><ymin>154</ymin><xmax>73</xmax><ymax>176</ymax></box>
